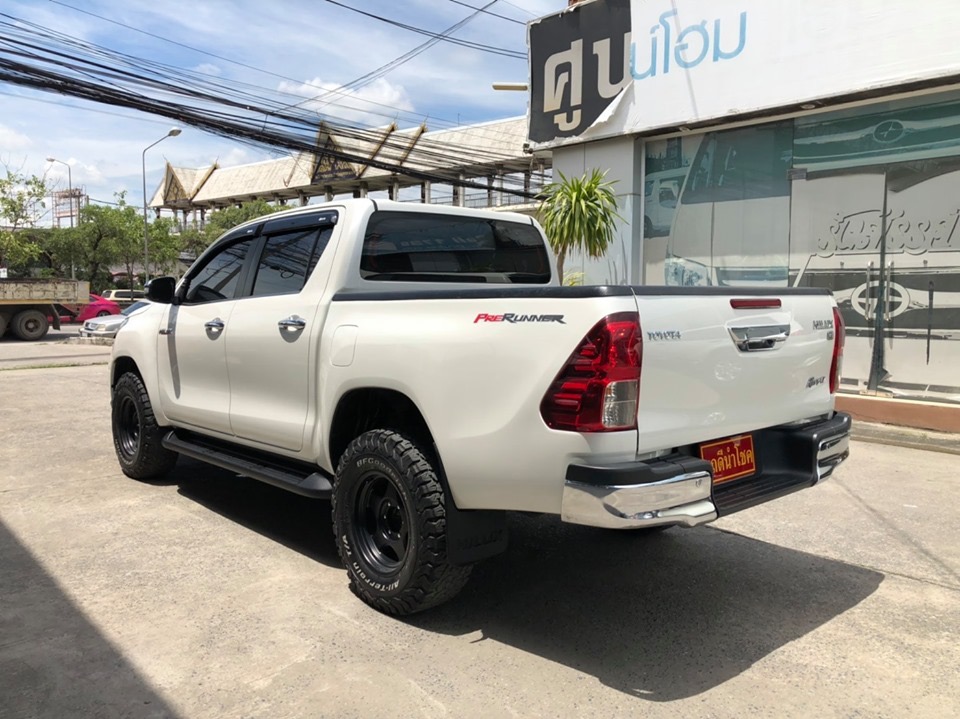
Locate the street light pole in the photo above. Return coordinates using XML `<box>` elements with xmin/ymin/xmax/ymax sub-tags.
<box><xmin>142</xmin><ymin>128</ymin><xmax>182</xmax><ymax>284</ymax></box>
<box><xmin>46</xmin><ymin>156</ymin><xmax>74</xmax><ymax>278</ymax></box>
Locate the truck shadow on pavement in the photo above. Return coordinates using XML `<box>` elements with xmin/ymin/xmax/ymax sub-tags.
<box><xmin>409</xmin><ymin>513</ymin><xmax>884</xmax><ymax>702</ymax></box>
<box><xmin>0</xmin><ymin>520</ymin><xmax>180</xmax><ymax>719</ymax></box>
<box><xmin>172</xmin><ymin>458</ymin><xmax>341</xmax><ymax>567</ymax></box>
<box><xmin>166</xmin><ymin>461</ymin><xmax>884</xmax><ymax>702</ymax></box>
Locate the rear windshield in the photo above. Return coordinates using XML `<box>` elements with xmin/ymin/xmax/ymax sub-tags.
<box><xmin>360</xmin><ymin>211</ymin><xmax>551</xmax><ymax>284</ymax></box>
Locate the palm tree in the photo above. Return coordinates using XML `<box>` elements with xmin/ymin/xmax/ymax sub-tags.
<box><xmin>537</xmin><ymin>169</ymin><xmax>622</xmax><ymax>284</ymax></box>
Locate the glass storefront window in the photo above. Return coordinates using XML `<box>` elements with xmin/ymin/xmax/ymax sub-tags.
<box><xmin>645</xmin><ymin>90</ymin><xmax>960</xmax><ymax>404</ymax></box>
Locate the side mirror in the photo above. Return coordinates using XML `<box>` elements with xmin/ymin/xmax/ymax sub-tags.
<box><xmin>145</xmin><ymin>276</ymin><xmax>177</xmax><ymax>304</ymax></box>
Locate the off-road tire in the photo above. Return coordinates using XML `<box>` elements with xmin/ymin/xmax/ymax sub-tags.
<box><xmin>12</xmin><ymin>309</ymin><xmax>49</xmax><ymax>341</ymax></box>
<box><xmin>111</xmin><ymin>372</ymin><xmax>177</xmax><ymax>480</ymax></box>
<box><xmin>332</xmin><ymin>429</ymin><xmax>472</xmax><ymax>615</ymax></box>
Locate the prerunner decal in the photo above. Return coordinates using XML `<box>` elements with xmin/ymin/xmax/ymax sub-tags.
<box><xmin>474</xmin><ymin>313</ymin><xmax>566</xmax><ymax>324</ymax></box>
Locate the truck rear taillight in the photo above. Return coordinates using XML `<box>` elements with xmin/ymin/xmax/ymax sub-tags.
<box><xmin>540</xmin><ymin>312</ymin><xmax>642</xmax><ymax>432</ymax></box>
<box><xmin>830</xmin><ymin>306</ymin><xmax>845</xmax><ymax>394</ymax></box>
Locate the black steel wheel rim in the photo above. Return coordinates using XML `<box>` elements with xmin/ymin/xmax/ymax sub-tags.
<box><xmin>115</xmin><ymin>395</ymin><xmax>141</xmax><ymax>459</ymax></box>
<box><xmin>353</xmin><ymin>472</ymin><xmax>409</xmax><ymax>576</ymax></box>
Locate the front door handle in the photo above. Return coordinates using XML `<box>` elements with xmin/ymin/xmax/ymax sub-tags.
<box><xmin>278</xmin><ymin>315</ymin><xmax>307</xmax><ymax>332</ymax></box>
<box><xmin>729</xmin><ymin>324</ymin><xmax>791</xmax><ymax>352</ymax></box>
<box><xmin>204</xmin><ymin>318</ymin><xmax>225</xmax><ymax>333</ymax></box>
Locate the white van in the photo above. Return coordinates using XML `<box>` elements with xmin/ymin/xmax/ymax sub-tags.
<box><xmin>643</xmin><ymin>168</ymin><xmax>686</xmax><ymax>237</ymax></box>
<box><xmin>664</xmin><ymin>122</ymin><xmax>793</xmax><ymax>287</ymax></box>
<box><xmin>101</xmin><ymin>289</ymin><xmax>146</xmax><ymax>305</ymax></box>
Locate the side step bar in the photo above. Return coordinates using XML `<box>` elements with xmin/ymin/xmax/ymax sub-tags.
<box><xmin>162</xmin><ymin>430</ymin><xmax>333</xmax><ymax>499</ymax></box>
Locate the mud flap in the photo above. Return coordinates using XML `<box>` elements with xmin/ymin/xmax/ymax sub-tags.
<box><xmin>432</xmin><ymin>444</ymin><xmax>508</xmax><ymax>565</ymax></box>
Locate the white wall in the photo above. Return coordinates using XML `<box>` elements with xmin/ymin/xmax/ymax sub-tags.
<box><xmin>551</xmin><ymin>136</ymin><xmax>644</xmax><ymax>285</ymax></box>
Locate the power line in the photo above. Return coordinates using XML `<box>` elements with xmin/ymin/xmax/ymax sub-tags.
<box><xmin>43</xmin><ymin>0</ymin><xmax>470</xmax><ymax>129</ymax></box>
<box><xmin>444</xmin><ymin>0</ymin><xmax>526</xmax><ymax>25</ymax></box>
<box><xmin>0</xmin><ymin>37</ymin><xmax>538</xmax><ymax>198</ymax></box>
<box><xmin>0</xmin><ymin>11</ymin><xmax>536</xmax><ymax>190</ymax></box>
<box><xmin>320</xmin><ymin>0</ymin><xmax>525</xmax><ymax>59</ymax></box>
<box><xmin>286</xmin><ymin>0</ymin><xmax>517</xmax><ymax>115</ymax></box>
<box><xmin>0</xmin><ymin>87</ymin><xmax>177</xmax><ymax>127</ymax></box>
<box><xmin>499</xmin><ymin>0</ymin><xmax>538</xmax><ymax>17</ymax></box>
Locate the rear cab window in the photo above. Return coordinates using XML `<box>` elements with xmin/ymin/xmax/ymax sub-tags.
<box><xmin>360</xmin><ymin>211</ymin><xmax>551</xmax><ymax>284</ymax></box>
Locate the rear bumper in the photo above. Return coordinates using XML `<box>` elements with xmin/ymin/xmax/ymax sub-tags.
<box><xmin>561</xmin><ymin>412</ymin><xmax>851</xmax><ymax>529</ymax></box>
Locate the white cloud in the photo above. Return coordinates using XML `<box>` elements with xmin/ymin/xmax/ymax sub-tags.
<box><xmin>277</xmin><ymin>77</ymin><xmax>416</xmax><ymax>125</ymax></box>
<box><xmin>0</xmin><ymin>124</ymin><xmax>33</xmax><ymax>153</ymax></box>
<box><xmin>74</xmin><ymin>161</ymin><xmax>106</xmax><ymax>186</ymax></box>
<box><xmin>192</xmin><ymin>62</ymin><xmax>221</xmax><ymax>76</ymax></box>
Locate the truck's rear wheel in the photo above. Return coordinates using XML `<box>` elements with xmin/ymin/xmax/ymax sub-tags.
<box><xmin>12</xmin><ymin>309</ymin><xmax>49</xmax><ymax>341</ymax></box>
<box><xmin>333</xmin><ymin>429</ymin><xmax>472</xmax><ymax>615</ymax></box>
<box><xmin>111</xmin><ymin>372</ymin><xmax>177</xmax><ymax>480</ymax></box>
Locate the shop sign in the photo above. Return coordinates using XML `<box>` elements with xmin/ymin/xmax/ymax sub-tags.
<box><xmin>529</xmin><ymin>0</ymin><xmax>960</xmax><ymax>147</ymax></box>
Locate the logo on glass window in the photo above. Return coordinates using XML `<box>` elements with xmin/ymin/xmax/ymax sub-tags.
<box><xmin>873</xmin><ymin>120</ymin><xmax>905</xmax><ymax>144</ymax></box>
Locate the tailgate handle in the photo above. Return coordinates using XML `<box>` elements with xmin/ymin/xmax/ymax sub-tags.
<box><xmin>729</xmin><ymin>324</ymin><xmax>790</xmax><ymax>352</ymax></box>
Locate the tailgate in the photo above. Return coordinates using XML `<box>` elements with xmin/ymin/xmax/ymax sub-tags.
<box><xmin>634</xmin><ymin>288</ymin><xmax>838</xmax><ymax>453</ymax></box>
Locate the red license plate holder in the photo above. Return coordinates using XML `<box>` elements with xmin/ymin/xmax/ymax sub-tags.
<box><xmin>700</xmin><ymin>434</ymin><xmax>756</xmax><ymax>485</ymax></box>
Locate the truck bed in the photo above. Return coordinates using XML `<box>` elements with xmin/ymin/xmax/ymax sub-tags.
<box><xmin>0</xmin><ymin>279</ymin><xmax>89</xmax><ymax>305</ymax></box>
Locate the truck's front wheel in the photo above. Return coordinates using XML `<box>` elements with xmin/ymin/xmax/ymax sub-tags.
<box><xmin>333</xmin><ymin>429</ymin><xmax>472</xmax><ymax>615</ymax></box>
<box><xmin>111</xmin><ymin>372</ymin><xmax>177</xmax><ymax>480</ymax></box>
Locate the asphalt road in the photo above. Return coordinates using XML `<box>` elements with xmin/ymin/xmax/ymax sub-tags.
<box><xmin>1</xmin><ymin>363</ymin><xmax>958</xmax><ymax>718</ymax></box>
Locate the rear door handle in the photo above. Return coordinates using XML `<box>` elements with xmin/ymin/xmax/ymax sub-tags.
<box><xmin>729</xmin><ymin>324</ymin><xmax>790</xmax><ymax>352</ymax></box>
<box><xmin>204</xmin><ymin>318</ymin><xmax>225</xmax><ymax>333</ymax></box>
<box><xmin>278</xmin><ymin>315</ymin><xmax>306</xmax><ymax>332</ymax></box>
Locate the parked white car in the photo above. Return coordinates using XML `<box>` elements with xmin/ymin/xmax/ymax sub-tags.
<box><xmin>81</xmin><ymin>300</ymin><xmax>151</xmax><ymax>338</ymax></box>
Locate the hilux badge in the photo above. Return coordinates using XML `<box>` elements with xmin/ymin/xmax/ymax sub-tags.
<box><xmin>647</xmin><ymin>330</ymin><xmax>682</xmax><ymax>341</ymax></box>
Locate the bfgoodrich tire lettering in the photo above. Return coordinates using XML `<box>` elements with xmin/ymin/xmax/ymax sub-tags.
<box><xmin>332</xmin><ymin>429</ymin><xmax>472</xmax><ymax>615</ymax></box>
<box><xmin>111</xmin><ymin>372</ymin><xmax>177</xmax><ymax>480</ymax></box>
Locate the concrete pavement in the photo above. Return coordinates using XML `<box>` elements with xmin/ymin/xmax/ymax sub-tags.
<box><xmin>0</xmin><ymin>326</ymin><xmax>110</xmax><ymax>371</ymax></box>
<box><xmin>1</xmin><ymin>362</ymin><xmax>958</xmax><ymax>718</ymax></box>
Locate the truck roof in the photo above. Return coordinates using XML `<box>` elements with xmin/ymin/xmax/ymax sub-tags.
<box><xmin>224</xmin><ymin>198</ymin><xmax>538</xmax><ymax>237</ymax></box>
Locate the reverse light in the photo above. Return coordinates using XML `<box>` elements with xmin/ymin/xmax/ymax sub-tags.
<box><xmin>540</xmin><ymin>312</ymin><xmax>642</xmax><ymax>432</ymax></box>
<box><xmin>830</xmin><ymin>306</ymin><xmax>845</xmax><ymax>394</ymax></box>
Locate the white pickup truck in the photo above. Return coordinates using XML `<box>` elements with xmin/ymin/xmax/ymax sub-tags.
<box><xmin>110</xmin><ymin>199</ymin><xmax>850</xmax><ymax>615</ymax></box>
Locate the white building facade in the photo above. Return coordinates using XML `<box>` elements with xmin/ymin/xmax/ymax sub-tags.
<box><xmin>529</xmin><ymin>0</ymin><xmax>960</xmax><ymax>405</ymax></box>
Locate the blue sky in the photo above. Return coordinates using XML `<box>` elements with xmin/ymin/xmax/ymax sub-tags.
<box><xmin>0</xmin><ymin>0</ymin><xmax>560</xmax><ymax>221</ymax></box>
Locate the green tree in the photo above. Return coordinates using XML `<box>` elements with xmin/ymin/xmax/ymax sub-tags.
<box><xmin>537</xmin><ymin>169</ymin><xmax>623</xmax><ymax>285</ymax></box>
<box><xmin>148</xmin><ymin>216</ymin><xmax>180</xmax><ymax>278</ymax></box>
<box><xmin>203</xmin><ymin>199</ymin><xmax>284</xmax><ymax>238</ymax></box>
<box><xmin>23</xmin><ymin>226</ymin><xmax>65</xmax><ymax>276</ymax></box>
<box><xmin>75</xmin><ymin>194</ymin><xmax>139</xmax><ymax>290</ymax></box>
<box><xmin>176</xmin><ymin>199</ymin><xmax>285</xmax><ymax>264</ymax></box>
<box><xmin>0</xmin><ymin>168</ymin><xmax>48</xmax><ymax>271</ymax></box>
<box><xmin>177</xmin><ymin>226</ymin><xmax>208</xmax><ymax>263</ymax></box>
<box><xmin>103</xmin><ymin>192</ymin><xmax>143</xmax><ymax>290</ymax></box>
